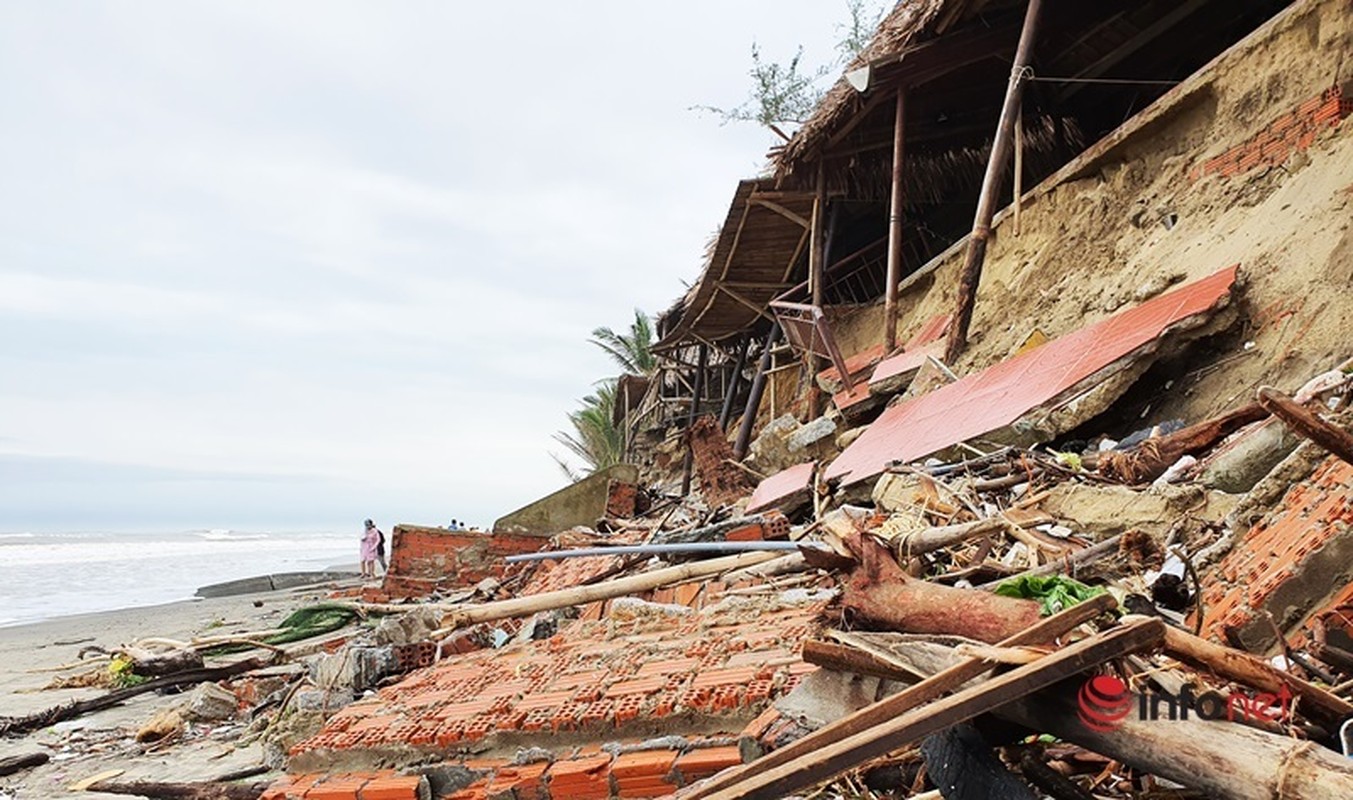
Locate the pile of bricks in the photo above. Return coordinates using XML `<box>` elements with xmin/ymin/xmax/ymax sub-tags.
<box><xmin>1197</xmin><ymin>456</ymin><xmax>1353</xmax><ymax>650</ymax></box>
<box><xmin>441</xmin><ymin>745</ymin><xmax>745</xmax><ymax>800</ymax></box>
<box><xmin>687</xmin><ymin>416</ymin><xmax>756</xmax><ymax>506</ymax></box>
<box><xmin>1192</xmin><ymin>84</ymin><xmax>1353</xmax><ymax>180</ymax></box>
<box><xmin>260</xmin><ymin>770</ymin><xmax>428</xmax><ymax>800</ymax></box>
<box><xmin>289</xmin><ymin>599</ymin><xmax>820</xmax><ymax>767</ymax></box>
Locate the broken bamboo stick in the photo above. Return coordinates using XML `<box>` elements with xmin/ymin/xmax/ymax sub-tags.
<box><xmin>83</xmin><ymin>779</ymin><xmax>270</xmax><ymax>799</ymax></box>
<box><xmin>419</xmin><ymin>550</ymin><xmax>781</xmax><ymax>634</ymax></box>
<box><xmin>685</xmin><ymin>593</ymin><xmax>1116</xmax><ymax>799</ymax></box>
<box><xmin>1161</xmin><ymin>626</ymin><xmax>1353</xmax><ymax>724</ymax></box>
<box><xmin>1257</xmin><ymin>385</ymin><xmax>1353</xmax><ymax>465</ymax></box>
<box><xmin>697</xmin><ymin>618</ymin><xmax>1166</xmax><ymax>800</ymax></box>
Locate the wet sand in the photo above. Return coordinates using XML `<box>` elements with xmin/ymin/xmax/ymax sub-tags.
<box><xmin>0</xmin><ymin>577</ymin><xmax>363</xmax><ymax>798</ymax></box>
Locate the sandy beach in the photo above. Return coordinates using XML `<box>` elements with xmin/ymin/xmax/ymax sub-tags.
<box><xmin>0</xmin><ymin>577</ymin><xmax>363</xmax><ymax>799</ymax></box>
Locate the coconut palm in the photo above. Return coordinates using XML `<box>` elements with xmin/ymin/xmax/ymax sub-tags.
<box><xmin>552</xmin><ymin>379</ymin><xmax>623</xmax><ymax>481</ymax></box>
<box><xmin>589</xmin><ymin>310</ymin><xmax>656</xmax><ymax>376</ymax></box>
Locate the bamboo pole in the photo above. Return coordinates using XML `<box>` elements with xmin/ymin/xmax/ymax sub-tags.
<box><xmin>733</xmin><ymin>324</ymin><xmax>781</xmax><ymax>460</ymax></box>
<box><xmin>414</xmin><ymin>550</ymin><xmax>781</xmax><ymax>633</ymax></box>
<box><xmin>681</xmin><ymin>342</ymin><xmax>709</xmax><ymax>496</ymax></box>
<box><xmin>883</xmin><ymin>88</ymin><xmax>906</xmax><ymax>354</ymax></box>
<box><xmin>944</xmin><ymin>0</ymin><xmax>1045</xmax><ymax>364</ymax></box>
<box><xmin>717</xmin><ymin>334</ymin><xmax>752</xmax><ymax>431</ymax></box>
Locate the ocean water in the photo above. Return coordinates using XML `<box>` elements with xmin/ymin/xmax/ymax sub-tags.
<box><xmin>0</xmin><ymin>528</ymin><xmax>355</xmax><ymax>627</ymax></box>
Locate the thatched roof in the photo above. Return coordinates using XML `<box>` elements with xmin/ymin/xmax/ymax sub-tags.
<box><xmin>654</xmin><ymin>179</ymin><xmax>814</xmax><ymax>351</ymax></box>
<box><xmin>776</xmin><ymin>0</ymin><xmax>999</xmax><ymax>177</ymax></box>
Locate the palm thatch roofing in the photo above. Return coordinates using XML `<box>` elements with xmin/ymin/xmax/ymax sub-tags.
<box><xmin>654</xmin><ymin>178</ymin><xmax>814</xmax><ymax>351</ymax></box>
<box><xmin>776</xmin><ymin>0</ymin><xmax>1003</xmax><ymax>179</ymax></box>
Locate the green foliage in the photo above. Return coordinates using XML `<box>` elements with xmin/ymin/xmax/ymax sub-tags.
<box><xmin>835</xmin><ymin>0</ymin><xmax>887</xmax><ymax>64</ymax></box>
<box><xmin>993</xmin><ymin>574</ymin><xmax>1110</xmax><ymax>616</ymax></box>
<box><xmin>553</xmin><ymin>379</ymin><xmax>624</xmax><ymax>481</ymax></box>
<box><xmin>589</xmin><ymin>309</ymin><xmax>656</xmax><ymax>376</ymax></box>
<box><xmin>693</xmin><ymin>0</ymin><xmax>887</xmax><ymax>138</ymax></box>
<box><xmin>108</xmin><ymin>655</ymin><xmax>148</xmax><ymax>688</ymax></box>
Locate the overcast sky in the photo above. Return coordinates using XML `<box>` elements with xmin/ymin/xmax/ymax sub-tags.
<box><xmin>0</xmin><ymin>2</ymin><xmax>857</xmax><ymax>531</ymax></box>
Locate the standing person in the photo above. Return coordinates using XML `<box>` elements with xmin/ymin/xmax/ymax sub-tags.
<box><xmin>360</xmin><ymin>519</ymin><xmax>380</xmax><ymax>580</ymax></box>
<box><xmin>374</xmin><ymin>522</ymin><xmax>387</xmax><ymax>575</ymax></box>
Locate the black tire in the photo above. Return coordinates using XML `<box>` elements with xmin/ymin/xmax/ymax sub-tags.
<box><xmin>920</xmin><ymin>722</ymin><xmax>1037</xmax><ymax>800</ymax></box>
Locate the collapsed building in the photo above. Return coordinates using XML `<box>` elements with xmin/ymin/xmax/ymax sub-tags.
<box><xmin>6</xmin><ymin>1</ymin><xmax>1353</xmax><ymax>799</ymax></box>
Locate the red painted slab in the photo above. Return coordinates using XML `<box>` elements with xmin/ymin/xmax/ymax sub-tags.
<box><xmin>869</xmin><ymin>312</ymin><xmax>952</xmax><ymax>385</ymax></box>
<box><xmin>747</xmin><ymin>461</ymin><xmax>816</xmax><ymax>513</ymax></box>
<box><xmin>826</xmin><ymin>266</ymin><xmax>1238</xmax><ymax>486</ymax></box>
<box><xmin>817</xmin><ymin>343</ymin><xmax>886</xmax><ymax>386</ymax></box>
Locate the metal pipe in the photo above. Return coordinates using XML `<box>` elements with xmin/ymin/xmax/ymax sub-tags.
<box><xmin>506</xmin><ymin>541</ymin><xmax>808</xmax><ymax>563</ymax></box>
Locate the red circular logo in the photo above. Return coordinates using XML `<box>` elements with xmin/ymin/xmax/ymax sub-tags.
<box><xmin>1077</xmin><ymin>674</ymin><xmax>1132</xmax><ymax>731</ymax></box>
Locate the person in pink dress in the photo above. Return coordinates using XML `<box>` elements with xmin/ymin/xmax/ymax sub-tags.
<box><xmin>360</xmin><ymin>519</ymin><xmax>381</xmax><ymax>580</ymax></box>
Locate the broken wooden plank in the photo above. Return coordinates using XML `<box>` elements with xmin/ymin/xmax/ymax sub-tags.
<box><xmin>698</xmin><ymin>617</ymin><xmax>1165</xmax><ymax>800</ymax></box>
<box><xmin>83</xmin><ymin>779</ymin><xmax>270</xmax><ymax>799</ymax></box>
<box><xmin>685</xmin><ymin>593</ymin><xmax>1117</xmax><ymax>799</ymax></box>
<box><xmin>1161</xmin><ymin>626</ymin><xmax>1353</xmax><ymax>725</ymax></box>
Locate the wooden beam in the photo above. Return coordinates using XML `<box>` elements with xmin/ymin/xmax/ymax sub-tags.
<box><xmin>747</xmin><ymin>196</ymin><xmax>810</xmax><ymax>229</ymax></box>
<box><xmin>733</xmin><ymin>324</ymin><xmax>782</xmax><ymax>460</ymax></box>
<box><xmin>1257</xmin><ymin>386</ymin><xmax>1353</xmax><ymax>466</ymax></box>
<box><xmin>698</xmin><ymin>617</ymin><xmax>1164</xmax><ymax>800</ymax></box>
<box><xmin>686</xmin><ymin>594</ymin><xmax>1117</xmax><ymax>799</ymax></box>
<box><xmin>714</xmin><ymin>283</ymin><xmax>776</xmax><ymax>322</ymax></box>
<box><xmin>945</xmin><ymin>0</ymin><xmax>1045</xmax><ymax>364</ymax></box>
<box><xmin>1056</xmin><ymin>0</ymin><xmax>1210</xmax><ymax>103</ymax></box>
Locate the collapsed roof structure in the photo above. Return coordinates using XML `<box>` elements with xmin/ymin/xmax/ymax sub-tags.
<box><xmin>5</xmin><ymin>1</ymin><xmax>1353</xmax><ymax>799</ymax></box>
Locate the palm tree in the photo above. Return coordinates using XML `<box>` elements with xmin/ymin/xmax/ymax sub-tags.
<box><xmin>552</xmin><ymin>380</ymin><xmax>624</xmax><ymax>481</ymax></box>
<box><xmin>589</xmin><ymin>310</ymin><xmax>656</xmax><ymax>376</ymax></box>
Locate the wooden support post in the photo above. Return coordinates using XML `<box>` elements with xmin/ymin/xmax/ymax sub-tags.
<box><xmin>681</xmin><ymin>343</ymin><xmax>709</xmax><ymax>496</ymax></box>
<box><xmin>686</xmin><ymin>594</ymin><xmax>1116</xmax><ymax>800</ymax></box>
<box><xmin>698</xmin><ymin>618</ymin><xmax>1164</xmax><ymax>800</ymax></box>
<box><xmin>718</xmin><ymin>334</ymin><xmax>752</xmax><ymax>431</ymax></box>
<box><xmin>1013</xmin><ymin>105</ymin><xmax>1024</xmax><ymax>235</ymax></box>
<box><xmin>1257</xmin><ymin>386</ymin><xmax>1353</xmax><ymax>465</ymax></box>
<box><xmin>733</xmin><ymin>324</ymin><xmax>781</xmax><ymax>460</ymax></box>
<box><xmin>883</xmin><ymin>88</ymin><xmax>906</xmax><ymax>354</ymax></box>
<box><xmin>944</xmin><ymin>0</ymin><xmax>1045</xmax><ymax>365</ymax></box>
<box><xmin>809</xmin><ymin>162</ymin><xmax>826</xmax><ymax>311</ymax></box>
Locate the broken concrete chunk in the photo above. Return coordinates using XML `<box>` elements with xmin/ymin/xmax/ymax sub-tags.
<box><xmin>181</xmin><ymin>682</ymin><xmax>238</xmax><ymax>722</ymax></box>
<box><xmin>308</xmin><ymin>646</ymin><xmax>395</xmax><ymax>694</ymax></box>
<box><xmin>136</xmin><ymin>707</ymin><xmax>184</xmax><ymax>743</ymax></box>
<box><xmin>1042</xmin><ymin>482</ymin><xmax>1237</xmax><ymax>538</ymax></box>
<box><xmin>871</xmin><ymin>472</ymin><xmax>925</xmax><ymax>513</ymax></box>
<box><xmin>787</xmin><ymin>416</ymin><xmax>837</xmax><ymax>453</ymax></box>
<box><xmin>775</xmin><ymin>669</ymin><xmax>885</xmax><ymax>730</ymax></box>
<box><xmin>1197</xmin><ymin>418</ymin><xmax>1300</xmax><ymax>493</ymax></box>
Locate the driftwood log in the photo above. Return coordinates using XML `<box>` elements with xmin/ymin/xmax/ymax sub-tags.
<box><xmin>0</xmin><ymin>751</ymin><xmax>49</xmax><ymax>777</ymax></box>
<box><xmin>123</xmin><ymin>647</ymin><xmax>205</xmax><ymax>678</ymax></box>
<box><xmin>84</xmin><ymin>779</ymin><xmax>269</xmax><ymax>800</ymax></box>
<box><xmin>841</xmin><ymin>533</ymin><xmax>1043</xmax><ymax>643</ymax></box>
<box><xmin>0</xmin><ymin>656</ymin><xmax>276</xmax><ymax>738</ymax></box>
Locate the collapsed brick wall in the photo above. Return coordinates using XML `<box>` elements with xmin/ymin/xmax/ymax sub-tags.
<box><xmin>381</xmin><ymin>525</ymin><xmax>544</xmax><ymax>599</ymax></box>
<box><xmin>1198</xmin><ymin>456</ymin><xmax>1353</xmax><ymax>651</ymax></box>
<box><xmin>290</xmin><ymin>600</ymin><xmax>821</xmax><ymax>771</ymax></box>
<box><xmin>688</xmin><ymin>415</ymin><xmax>755</xmax><ymax>506</ymax></box>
